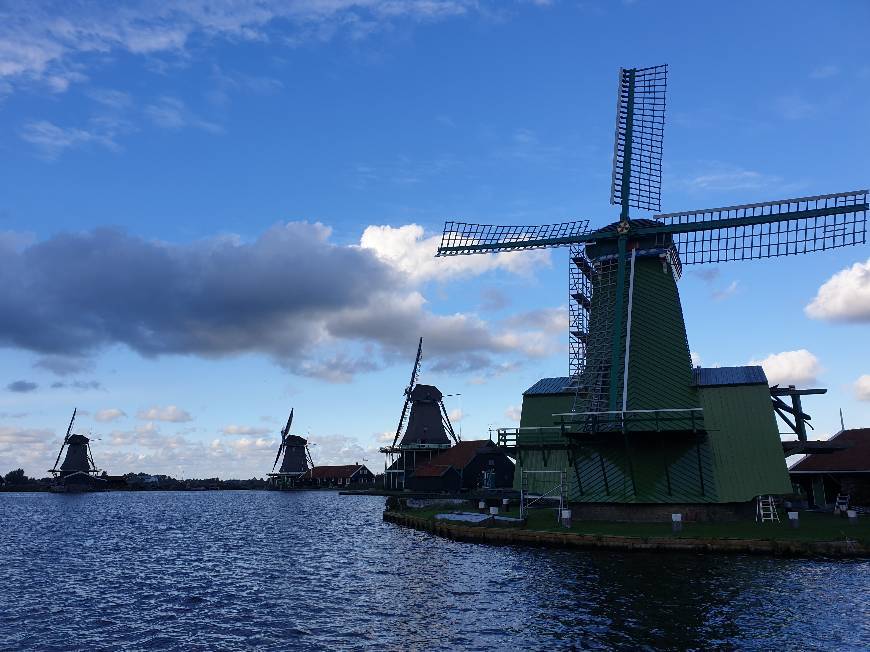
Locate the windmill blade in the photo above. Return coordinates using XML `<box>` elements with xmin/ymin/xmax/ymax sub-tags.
<box><xmin>409</xmin><ymin>337</ymin><xmax>423</xmax><ymax>391</ymax></box>
<box><xmin>437</xmin><ymin>220</ymin><xmax>592</xmax><ymax>256</ymax></box>
<box><xmin>305</xmin><ymin>443</ymin><xmax>315</xmax><ymax>469</ymax></box>
<box><xmin>51</xmin><ymin>408</ymin><xmax>77</xmax><ymax>471</ymax></box>
<box><xmin>390</xmin><ymin>397</ymin><xmax>411</xmax><ymax>448</ymax></box>
<box><xmin>611</xmin><ymin>64</ymin><xmax>668</xmax><ymax>214</ymax></box>
<box><xmin>439</xmin><ymin>400</ymin><xmax>459</xmax><ymax>444</ymax></box>
<box><xmin>648</xmin><ymin>190</ymin><xmax>867</xmax><ymax>265</ymax></box>
<box><xmin>282</xmin><ymin>408</ymin><xmax>294</xmax><ymax>438</ymax></box>
<box><xmin>65</xmin><ymin>408</ymin><xmax>77</xmax><ymax>441</ymax></box>
<box><xmin>271</xmin><ymin>441</ymin><xmax>285</xmax><ymax>472</ymax></box>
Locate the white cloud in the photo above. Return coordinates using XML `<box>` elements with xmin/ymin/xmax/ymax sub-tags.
<box><xmin>308</xmin><ymin>433</ymin><xmax>379</xmax><ymax>466</ymax></box>
<box><xmin>136</xmin><ymin>405</ymin><xmax>193</xmax><ymax>422</ymax></box>
<box><xmin>19</xmin><ymin>120</ymin><xmax>116</xmax><ymax>159</ymax></box>
<box><xmin>676</xmin><ymin>164</ymin><xmax>782</xmax><ymax>193</ymax></box>
<box><xmin>360</xmin><ymin>223</ymin><xmax>550</xmax><ymax>284</ymax></box>
<box><xmin>810</xmin><ymin>65</ymin><xmax>839</xmax><ymax>79</ymax></box>
<box><xmin>712</xmin><ymin>280</ymin><xmax>739</xmax><ymax>301</ymax></box>
<box><xmin>690</xmin><ymin>351</ymin><xmax>701</xmax><ymax>367</ymax></box>
<box><xmin>0</xmin><ymin>426</ymin><xmax>57</xmax><ymax>477</ymax></box>
<box><xmin>854</xmin><ymin>375</ymin><xmax>870</xmax><ymax>402</ymax></box>
<box><xmin>749</xmin><ymin>349</ymin><xmax>821</xmax><ymax>386</ymax></box>
<box><xmin>448</xmin><ymin>408</ymin><xmax>464</xmax><ymax>423</ymax></box>
<box><xmin>144</xmin><ymin>96</ymin><xmax>221</xmax><ymax>133</ymax></box>
<box><xmin>0</xmin><ymin>1</ymin><xmax>516</xmax><ymax>94</ymax></box>
<box><xmin>222</xmin><ymin>424</ymin><xmax>271</xmax><ymax>436</ymax></box>
<box><xmin>805</xmin><ymin>258</ymin><xmax>870</xmax><ymax>323</ymax></box>
<box><xmin>505</xmin><ymin>405</ymin><xmax>521</xmax><ymax>422</ymax></box>
<box><xmin>94</xmin><ymin>408</ymin><xmax>126</xmax><ymax>422</ymax></box>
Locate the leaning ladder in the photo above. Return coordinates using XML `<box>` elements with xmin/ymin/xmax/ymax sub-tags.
<box><xmin>756</xmin><ymin>495</ymin><xmax>780</xmax><ymax>523</ymax></box>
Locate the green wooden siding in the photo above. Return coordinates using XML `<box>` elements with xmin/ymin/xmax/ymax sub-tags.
<box><xmin>700</xmin><ymin>384</ymin><xmax>792</xmax><ymax>501</ymax></box>
<box><xmin>625</xmin><ymin>257</ymin><xmax>699</xmax><ymax>418</ymax></box>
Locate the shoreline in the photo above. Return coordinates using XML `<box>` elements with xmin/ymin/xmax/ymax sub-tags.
<box><xmin>383</xmin><ymin>510</ymin><xmax>869</xmax><ymax>558</ymax></box>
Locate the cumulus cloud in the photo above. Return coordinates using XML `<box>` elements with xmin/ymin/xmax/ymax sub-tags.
<box><xmin>94</xmin><ymin>408</ymin><xmax>126</xmax><ymax>422</ymax></box>
<box><xmin>0</xmin><ymin>426</ymin><xmax>57</xmax><ymax>477</ymax></box>
<box><xmin>505</xmin><ymin>405</ymin><xmax>522</xmax><ymax>422</ymax></box>
<box><xmin>805</xmin><ymin>258</ymin><xmax>870</xmax><ymax>323</ymax></box>
<box><xmin>749</xmin><ymin>349</ymin><xmax>821</xmax><ymax>386</ymax></box>
<box><xmin>50</xmin><ymin>379</ymin><xmax>103</xmax><ymax>391</ymax></box>
<box><xmin>33</xmin><ymin>354</ymin><xmax>93</xmax><ymax>376</ymax></box>
<box><xmin>360</xmin><ymin>224</ymin><xmax>550</xmax><ymax>284</ymax></box>
<box><xmin>308</xmin><ymin>433</ymin><xmax>379</xmax><ymax>467</ymax></box>
<box><xmin>7</xmin><ymin>380</ymin><xmax>38</xmax><ymax>393</ymax></box>
<box><xmin>0</xmin><ymin>221</ymin><xmax>557</xmax><ymax>382</ymax></box>
<box><xmin>222</xmin><ymin>424</ymin><xmax>272</xmax><ymax>436</ymax></box>
<box><xmin>854</xmin><ymin>375</ymin><xmax>870</xmax><ymax>402</ymax></box>
<box><xmin>136</xmin><ymin>405</ymin><xmax>193</xmax><ymax>422</ymax></box>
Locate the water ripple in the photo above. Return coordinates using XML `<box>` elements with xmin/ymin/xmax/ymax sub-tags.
<box><xmin>1</xmin><ymin>492</ymin><xmax>867</xmax><ymax>650</ymax></box>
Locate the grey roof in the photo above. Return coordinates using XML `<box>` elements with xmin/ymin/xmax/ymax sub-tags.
<box><xmin>523</xmin><ymin>377</ymin><xmax>574</xmax><ymax>395</ymax></box>
<box><xmin>692</xmin><ymin>366</ymin><xmax>767</xmax><ymax>387</ymax></box>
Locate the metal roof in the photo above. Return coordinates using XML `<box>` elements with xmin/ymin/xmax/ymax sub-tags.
<box><xmin>523</xmin><ymin>377</ymin><xmax>573</xmax><ymax>395</ymax></box>
<box><xmin>692</xmin><ymin>366</ymin><xmax>767</xmax><ymax>387</ymax></box>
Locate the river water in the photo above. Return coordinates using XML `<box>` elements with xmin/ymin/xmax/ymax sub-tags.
<box><xmin>0</xmin><ymin>491</ymin><xmax>867</xmax><ymax>650</ymax></box>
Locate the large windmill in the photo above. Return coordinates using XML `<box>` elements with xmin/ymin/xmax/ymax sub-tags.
<box><xmin>49</xmin><ymin>408</ymin><xmax>105</xmax><ymax>492</ymax></box>
<box><xmin>380</xmin><ymin>337</ymin><xmax>459</xmax><ymax>489</ymax></box>
<box><xmin>436</xmin><ymin>65</ymin><xmax>867</xmax><ymax>514</ymax></box>
<box><xmin>267</xmin><ymin>408</ymin><xmax>314</xmax><ymax>489</ymax></box>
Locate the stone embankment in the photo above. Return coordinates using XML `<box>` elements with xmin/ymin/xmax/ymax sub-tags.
<box><xmin>383</xmin><ymin>511</ymin><xmax>868</xmax><ymax>558</ymax></box>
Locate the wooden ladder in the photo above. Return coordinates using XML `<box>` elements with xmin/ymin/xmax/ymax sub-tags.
<box><xmin>756</xmin><ymin>495</ymin><xmax>780</xmax><ymax>523</ymax></box>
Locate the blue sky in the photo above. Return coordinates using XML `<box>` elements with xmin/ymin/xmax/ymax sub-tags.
<box><xmin>1</xmin><ymin>0</ymin><xmax>869</xmax><ymax>479</ymax></box>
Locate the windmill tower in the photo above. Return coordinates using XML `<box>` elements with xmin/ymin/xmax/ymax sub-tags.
<box><xmin>49</xmin><ymin>408</ymin><xmax>105</xmax><ymax>491</ymax></box>
<box><xmin>437</xmin><ymin>65</ymin><xmax>867</xmax><ymax>515</ymax></box>
<box><xmin>267</xmin><ymin>409</ymin><xmax>314</xmax><ymax>489</ymax></box>
<box><xmin>380</xmin><ymin>337</ymin><xmax>459</xmax><ymax>490</ymax></box>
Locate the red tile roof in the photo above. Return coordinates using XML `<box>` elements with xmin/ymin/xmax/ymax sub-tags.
<box><xmin>411</xmin><ymin>440</ymin><xmax>495</xmax><ymax>477</ymax></box>
<box><xmin>306</xmin><ymin>464</ymin><xmax>368</xmax><ymax>479</ymax></box>
<box><xmin>789</xmin><ymin>429</ymin><xmax>870</xmax><ymax>473</ymax></box>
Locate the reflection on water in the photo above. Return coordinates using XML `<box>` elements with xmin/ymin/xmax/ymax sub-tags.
<box><xmin>0</xmin><ymin>492</ymin><xmax>867</xmax><ymax>650</ymax></box>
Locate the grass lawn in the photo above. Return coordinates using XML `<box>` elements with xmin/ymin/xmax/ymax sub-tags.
<box><xmin>403</xmin><ymin>505</ymin><xmax>870</xmax><ymax>545</ymax></box>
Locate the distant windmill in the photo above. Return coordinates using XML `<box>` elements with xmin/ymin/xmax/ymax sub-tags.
<box><xmin>49</xmin><ymin>408</ymin><xmax>104</xmax><ymax>492</ymax></box>
<box><xmin>380</xmin><ymin>337</ymin><xmax>458</xmax><ymax>489</ymax></box>
<box><xmin>268</xmin><ymin>408</ymin><xmax>313</xmax><ymax>489</ymax></box>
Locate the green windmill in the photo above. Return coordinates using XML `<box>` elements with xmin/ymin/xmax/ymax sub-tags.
<box><xmin>436</xmin><ymin>65</ymin><xmax>867</xmax><ymax>515</ymax></box>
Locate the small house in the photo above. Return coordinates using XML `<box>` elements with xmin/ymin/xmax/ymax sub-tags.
<box><xmin>305</xmin><ymin>464</ymin><xmax>375</xmax><ymax>487</ymax></box>
<box><xmin>406</xmin><ymin>440</ymin><xmax>515</xmax><ymax>493</ymax></box>
<box><xmin>789</xmin><ymin>428</ymin><xmax>870</xmax><ymax>507</ymax></box>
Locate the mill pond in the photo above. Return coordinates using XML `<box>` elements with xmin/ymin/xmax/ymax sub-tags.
<box><xmin>1</xmin><ymin>491</ymin><xmax>867</xmax><ymax>651</ymax></box>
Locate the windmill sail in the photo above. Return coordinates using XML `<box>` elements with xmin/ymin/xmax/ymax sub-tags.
<box><xmin>652</xmin><ymin>190</ymin><xmax>868</xmax><ymax>264</ymax></box>
<box><xmin>610</xmin><ymin>64</ymin><xmax>667</xmax><ymax>214</ymax></box>
<box><xmin>391</xmin><ymin>337</ymin><xmax>423</xmax><ymax>447</ymax></box>
<box><xmin>438</xmin><ymin>220</ymin><xmax>591</xmax><ymax>256</ymax></box>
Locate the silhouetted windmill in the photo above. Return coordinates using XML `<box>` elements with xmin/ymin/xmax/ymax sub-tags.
<box><xmin>380</xmin><ymin>337</ymin><xmax>458</xmax><ymax>489</ymax></box>
<box><xmin>49</xmin><ymin>408</ymin><xmax>104</xmax><ymax>492</ymax></box>
<box><xmin>267</xmin><ymin>408</ymin><xmax>313</xmax><ymax>489</ymax></box>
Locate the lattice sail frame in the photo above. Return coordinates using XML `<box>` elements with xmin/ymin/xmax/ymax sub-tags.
<box><xmin>611</xmin><ymin>64</ymin><xmax>667</xmax><ymax>212</ymax></box>
<box><xmin>439</xmin><ymin>220</ymin><xmax>591</xmax><ymax>255</ymax></box>
<box><xmin>655</xmin><ymin>190</ymin><xmax>867</xmax><ymax>264</ymax></box>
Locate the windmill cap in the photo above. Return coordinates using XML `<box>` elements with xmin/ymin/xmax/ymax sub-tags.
<box><xmin>409</xmin><ymin>384</ymin><xmax>443</xmax><ymax>402</ymax></box>
<box><xmin>66</xmin><ymin>434</ymin><xmax>90</xmax><ymax>444</ymax></box>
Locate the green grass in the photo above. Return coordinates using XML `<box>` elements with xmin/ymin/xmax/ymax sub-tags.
<box><xmin>406</xmin><ymin>506</ymin><xmax>870</xmax><ymax>545</ymax></box>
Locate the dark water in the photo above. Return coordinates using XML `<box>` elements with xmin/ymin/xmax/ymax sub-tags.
<box><xmin>0</xmin><ymin>492</ymin><xmax>867</xmax><ymax>651</ymax></box>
